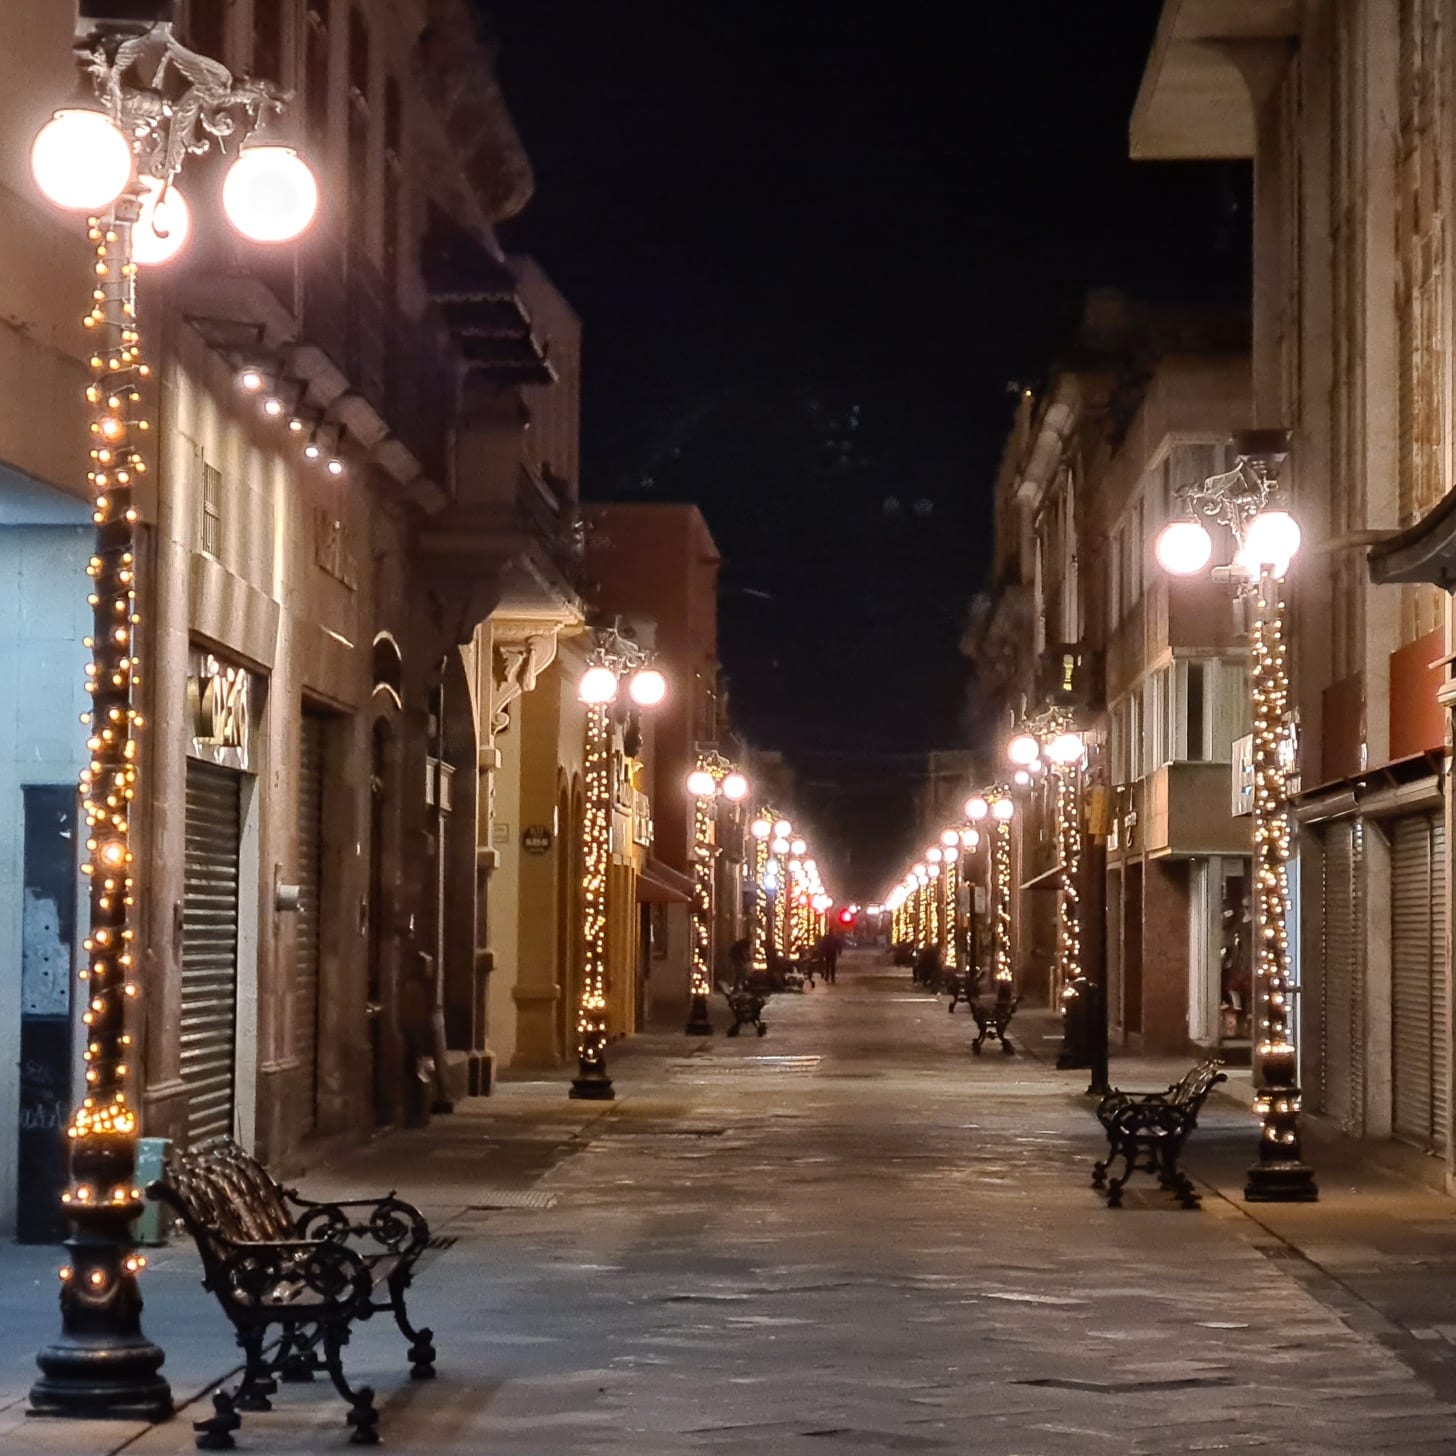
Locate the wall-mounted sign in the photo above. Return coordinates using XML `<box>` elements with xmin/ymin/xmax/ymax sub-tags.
<box><xmin>521</xmin><ymin>824</ymin><xmax>553</xmax><ymax>855</ymax></box>
<box><xmin>1232</xmin><ymin>733</ymin><xmax>1254</xmax><ymax>817</ymax></box>
<box><xmin>188</xmin><ymin>649</ymin><xmax>255</xmax><ymax>770</ymax></box>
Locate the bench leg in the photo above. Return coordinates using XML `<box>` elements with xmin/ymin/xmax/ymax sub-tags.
<box><xmin>278</xmin><ymin>1327</ymin><xmax>319</xmax><ymax>1382</ymax></box>
<box><xmin>322</xmin><ymin>1326</ymin><xmax>379</xmax><ymax>1446</ymax></box>
<box><xmin>231</xmin><ymin>1333</ymin><xmax>275</xmax><ymax>1412</ymax></box>
<box><xmin>388</xmin><ymin>1267</ymin><xmax>437</xmax><ymax>1378</ymax></box>
<box><xmin>1105</xmin><ymin>1148</ymin><xmax>1138</xmax><ymax>1208</ymax></box>
<box><xmin>193</xmin><ymin>1388</ymin><xmax>242</xmax><ymax>1451</ymax></box>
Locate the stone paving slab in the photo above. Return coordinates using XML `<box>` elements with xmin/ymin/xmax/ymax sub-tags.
<box><xmin>6</xmin><ymin>958</ymin><xmax>1456</xmax><ymax>1452</ymax></box>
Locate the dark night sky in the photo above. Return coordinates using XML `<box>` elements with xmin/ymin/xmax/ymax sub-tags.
<box><xmin>482</xmin><ymin>3</ymin><xmax>1249</xmax><ymax>894</ymax></box>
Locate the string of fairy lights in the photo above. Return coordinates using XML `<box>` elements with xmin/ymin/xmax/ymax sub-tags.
<box><xmin>748</xmin><ymin>812</ymin><xmax>833</xmax><ymax>964</ymax></box>
<box><xmin>689</xmin><ymin>788</ymin><xmax>714</xmax><ymax>999</ymax></box>
<box><xmin>59</xmin><ymin>215</ymin><xmax>149</xmax><ymax>1290</ymax></box>
<box><xmin>881</xmin><ymin>791</ymin><xmax>1013</xmax><ymax>988</ymax></box>
<box><xmin>1250</xmin><ymin>574</ymin><xmax>1299</xmax><ymax>1140</ymax></box>
<box><xmin>1056</xmin><ymin>767</ymin><xmax>1081</xmax><ymax>998</ymax></box>
<box><xmin>575</xmin><ymin>699</ymin><xmax>612</xmax><ymax>1086</ymax></box>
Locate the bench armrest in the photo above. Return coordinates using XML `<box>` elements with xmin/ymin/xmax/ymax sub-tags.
<box><xmin>210</xmin><ymin>1235</ymin><xmax>375</xmax><ymax>1316</ymax></box>
<box><xmin>1106</xmin><ymin>1101</ymin><xmax>1191</xmax><ymax>1139</ymax></box>
<box><xmin>287</xmin><ymin>1193</ymin><xmax>430</xmax><ymax>1259</ymax></box>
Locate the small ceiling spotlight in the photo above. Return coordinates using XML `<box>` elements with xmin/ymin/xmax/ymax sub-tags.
<box><xmin>238</xmin><ymin>367</ymin><xmax>266</xmax><ymax>393</ymax></box>
<box><xmin>326</xmin><ymin>458</ymin><xmax>345</xmax><ymax>477</ymax></box>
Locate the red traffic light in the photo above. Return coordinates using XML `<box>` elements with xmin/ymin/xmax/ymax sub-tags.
<box><xmin>838</xmin><ymin>908</ymin><xmax>854</xmax><ymax>925</ymax></box>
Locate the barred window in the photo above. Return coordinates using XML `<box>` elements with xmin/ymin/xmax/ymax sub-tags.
<box><xmin>200</xmin><ymin>458</ymin><xmax>222</xmax><ymax>558</ymax></box>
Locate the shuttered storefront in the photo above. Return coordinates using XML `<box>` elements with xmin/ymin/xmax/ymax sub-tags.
<box><xmin>1318</xmin><ymin>820</ymin><xmax>1361</xmax><ymax>1131</ymax></box>
<box><xmin>1391</xmin><ymin>812</ymin><xmax>1448</xmax><ymax>1151</ymax></box>
<box><xmin>297</xmin><ymin>714</ymin><xmax>326</xmax><ymax>1131</ymax></box>
<box><xmin>181</xmin><ymin>760</ymin><xmax>242</xmax><ymax>1145</ymax></box>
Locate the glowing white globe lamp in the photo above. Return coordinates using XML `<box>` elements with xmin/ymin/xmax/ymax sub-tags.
<box><xmin>221</xmin><ymin>142</ymin><xmax>318</xmax><ymax>243</ymax></box>
<box><xmin>578</xmin><ymin>664</ymin><xmax>618</xmax><ymax>704</ymax></box>
<box><xmin>771</xmin><ymin>837</ymin><xmax>790</xmax><ymax>855</ymax></box>
<box><xmin>31</xmin><ymin>109</ymin><xmax>133</xmax><ymax>211</ymax></box>
<box><xmin>791</xmin><ymin>837</ymin><xmax>807</xmax><ymax>856</ymax></box>
<box><xmin>1046</xmin><ymin>731</ymin><xmax>1085</xmax><ymax>766</ymax></box>
<box><xmin>773</xmin><ymin>819</ymin><xmax>792</xmax><ymax>838</ymax></box>
<box><xmin>1013</xmin><ymin>769</ymin><xmax>1031</xmax><ymax>785</ymax></box>
<box><xmin>750</xmin><ymin>817</ymin><xmax>772</xmax><ymax>840</ymax></box>
<box><xmin>940</xmin><ymin>828</ymin><xmax>959</xmax><ymax>847</ymax></box>
<box><xmin>943</xmin><ymin>845</ymin><xmax>959</xmax><ymax>862</ymax></box>
<box><xmin>721</xmin><ymin>772</ymin><xmax>749</xmax><ymax>801</ymax></box>
<box><xmin>686</xmin><ymin>769</ymin><xmax>717</xmax><ymax>797</ymax></box>
<box><xmin>961</xmin><ymin>828</ymin><xmax>980</xmax><ymax>850</ymax></box>
<box><xmin>926</xmin><ymin>847</ymin><xmax>942</xmax><ymax>864</ymax></box>
<box><xmin>628</xmin><ymin>666</ymin><xmax>667</xmax><ymax>706</ymax></box>
<box><xmin>131</xmin><ymin>176</ymin><xmax>191</xmax><ymax>266</ymax></box>
<box><xmin>965</xmin><ymin>796</ymin><xmax>989</xmax><ymax>821</ymax></box>
<box><xmin>1007</xmin><ymin>733</ymin><xmax>1040</xmax><ymax>767</ymax></box>
<box><xmin>1154</xmin><ymin>517</ymin><xmax>1214</xmax><ymax>577</ymax></box>
<box><xmin>991</xmin><ymin>798</ymin><xmax>1015</xmax><ymax>822</ymax></box>
<box><xmin>1238</xmin><ymin>509</ymin><xmax>1301</xmax><ymax>578</ymax></box>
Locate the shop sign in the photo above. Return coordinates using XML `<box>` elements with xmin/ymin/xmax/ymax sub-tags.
<box><xmin>521</xmin><ymin>824</ymin><xmax>553</xmax><ymax>855</ymax></box>
<box><xmin>188</xmin><ymin>649</ymin><xmax>254</xmax><ymax>771</ymax></box>
<box><xmin>1232</xmin><ymin>733</ymin><xmax>1254</xmax><ymax>817</ymax></box>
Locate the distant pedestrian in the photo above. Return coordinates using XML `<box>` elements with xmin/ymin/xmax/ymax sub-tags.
<box><xmin>822</xmin><ymin>929</ymin><xmax>843</xmax><ymax>983</ymax></box>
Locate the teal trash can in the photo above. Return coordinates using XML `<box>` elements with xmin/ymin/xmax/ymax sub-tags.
<box><xmin>130</xmin><ymin>1137</ymin><xmax>171</xmax><ymax>1247</ymax></box>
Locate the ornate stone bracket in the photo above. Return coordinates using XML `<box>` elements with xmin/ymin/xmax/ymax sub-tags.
<box><xmin>492</xmin><ymin>630</ymin><xmax>559</xmax><ymax>733</ymax></box>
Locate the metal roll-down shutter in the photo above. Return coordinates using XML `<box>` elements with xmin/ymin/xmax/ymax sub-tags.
<box><xmin>297</xmin><ymin>714</ymin><xmax>326</xmax><ymax>1130</ymax></box>
<box><xmin>1391</xmin><ymin>813</ymin><xmax>1447</xmax><ymax>1151</ymax></box>
<box><xmin>181</xmin><ymin>760</ymin><xmax>242</xmax><ymax>1145</ymax></box>
<box><xmin>1319</xmin><ymin>821</ymin><xmax>1360</xmax><ymax>1130</ymax></box>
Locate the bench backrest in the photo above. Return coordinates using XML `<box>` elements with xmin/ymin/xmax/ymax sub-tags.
<box><xmin>150</xmin><ymin>1136</ymin><xmax>295</xmax><ymax>1263</ymax></box>
<box><xmin>1174</xmin><ymin>1060</ymin><xmax>1227</xmax><ymax>1111</ymax></box>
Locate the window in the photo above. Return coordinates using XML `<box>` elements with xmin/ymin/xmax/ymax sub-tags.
<box><xmin>347</xmin><ymin>8</ymin><xmax>370</xmax><ymax>228</ymax></box>
<box><xmin>383</xmin><ymin>77</ymin><xmax>402</xmax><ymax>305</ymax></box>
<box><xmin>187</xmin><ymin>0</ymin><xmax>227</xmax><ymax>64</ymax></box>
<box><xmin>253</xmin><ymin>0</ymin><xmax>284</xmax><ymax>84</ymax></box>
<box><xmin>305</xmin><ymin>5</ymin><xmax>330</xmax><ymax>146</ymax></box>
<box><xmin>1185</xmin><ymin>660</ymin><xmax>1207</xmax><ymax>761</ymax></box>
<box><xmin>200</xmin><ymin>457</ymin><xmax>222</xmax><ymax>558</ymax></box>
<box><xmin>1108</xmin><ymin>525</ymin><xmax>1121</xmax><ymax>627</ymax></box>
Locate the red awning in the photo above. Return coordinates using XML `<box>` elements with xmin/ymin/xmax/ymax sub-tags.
<box><xmin>636</xmin><ymin>856</ymin><xmax>692</xmax><ymax>905</ymax></box>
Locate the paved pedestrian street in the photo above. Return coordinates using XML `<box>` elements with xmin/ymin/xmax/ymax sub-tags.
<box><xmin>8</xmin><ymin>951</ymin><xmax>1456</xmax><ymax>1454</ymax></box>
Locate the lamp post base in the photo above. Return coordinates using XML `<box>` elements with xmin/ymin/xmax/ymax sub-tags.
<box><xmin>1244</xmin><ymin>1158</ymin><xmax>1319</xmax><ymax>1202</ymax></box>
<box><xmin>685</xmin><ymin>993</ymin><xmax>713</xmax><ymax>1036</ymax></box>
<box><xmin>570</xmin><ymin>1061</ymin><xmax>615</xmax><ymax>1101</ymax></box>
<box><xmin>31</xmin><ymin>1336</ymin><xmax>172</xmax><ymax>1422</ymax></box>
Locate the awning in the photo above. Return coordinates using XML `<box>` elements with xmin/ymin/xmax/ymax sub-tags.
<box><xmin>1020</xmin><ymin>862</ymin><xmax>1066</xmax><ymax>893</ymax></box>
<box><xmin>636</xmin><ymin>856</ymin><xmax>692</xmax><ymax>905</ymax></box>
<box><xmin>1367</xmin><ymin>491</ymin><xmax>1456</xmax><ymax>588</ymax></box>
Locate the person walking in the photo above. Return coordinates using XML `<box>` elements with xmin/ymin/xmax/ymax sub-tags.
<box><xmin>822</xmin><ymin>928</ymin><xmax>843</xmax><ymax>984</ymax></box>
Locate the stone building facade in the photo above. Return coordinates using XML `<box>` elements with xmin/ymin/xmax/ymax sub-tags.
<box><xmin>1135</xmin><ymin>0</ymin><xmax>1456</xmax><ymax>1174</ymax></box>
<box><xmin>0</xmin><ymin>0</ymin><xmax>582</xmax><ymax>1233</ymax></box>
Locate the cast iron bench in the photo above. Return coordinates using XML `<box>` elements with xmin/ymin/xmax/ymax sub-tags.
<box><xmin>1091</xmin><ymin>1058</ymin><xmax>1227</xmax><ymax>1208</ymax></box>
<box><xmin>969</xmin><ymin>989</ymin><xmax>1021</xmax><ymax>1054</ymax></box>
<box><xmin>149</xmin><ymin>1136</ymin><xmax>436</xmax><ymax>1448</ymax></box>
<box><xmin>944</xmin><ymin>969</ymin><xmax>981</xmax><ymax>1012</ymax></box>
<box><xmin>720</xmin><ymin>980</ymin><xmax>768</xmax><ymax>1036</ymax></box>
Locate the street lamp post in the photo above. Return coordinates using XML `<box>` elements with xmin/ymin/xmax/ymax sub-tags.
<box><xmin>685</xmin><ymin>756</ymin><xmax>749</xmax><ymax>1035</ymax></box>
<box><xmin>1009</xmin><ymin>718</ymin><xmax>1094</xmax><ymax>1076</ymax></box>
<box><xmin>966</xmin><ymin>792</ymin><xmax>1016</xmax><ymax>1003</ymax></box>
<box><xmin>573</xmin><ymin>637</ymin><xmax>666</xmax><ymax>1101</ymax></box>
<box><xmin>28</xmin><ymin>14</ymin><xmax>318</xmax><ymax>1420</ymax></box>
<box><xmin>1154</xmin><ymin>431</ymin><xmax>1317</xmax><ymax>1203</ymax></box>
<box><xmin>749</xmin><ymin>813</ymin><xmax>774</xmax><ymax>971</ymax></box>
